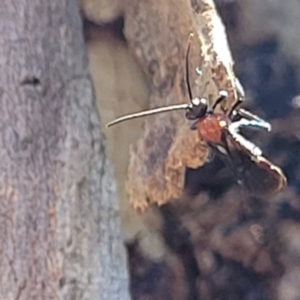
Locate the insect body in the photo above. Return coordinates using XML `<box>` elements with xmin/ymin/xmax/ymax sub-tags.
<box><xmin>182</xmin><ymin>82</ymin><xmax>286</xmax><ymax>196</ymax></box>
<box><xmin>107</xmin><ymin>38</ymin><xmax>286</xmax><ymax>196</ymax></box>
<box><xmin>197</xmin><ymin>113</ymin><xmax>228</xmax><ymax>144</ymax></box>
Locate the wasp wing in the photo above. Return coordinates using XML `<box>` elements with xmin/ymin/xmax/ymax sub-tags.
<box><xmin>220</xmin><ymin>130</ymin><xmax>286</xmax><ymax>196</ymax></box>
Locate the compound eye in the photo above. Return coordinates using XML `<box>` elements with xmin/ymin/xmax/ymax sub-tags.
<box><xmin>185</xmin><ymin>97</ymin><xmax>208</xmax><ymax>120</ymax></box>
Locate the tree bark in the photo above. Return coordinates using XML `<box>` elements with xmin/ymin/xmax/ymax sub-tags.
<box><xmin>0</xmin><ymin>1</ymin><xmax>130</xmax><ymax>300</ymax></box>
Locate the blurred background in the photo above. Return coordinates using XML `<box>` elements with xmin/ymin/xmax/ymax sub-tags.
<box><xmin>82</xmin><ymin>0</ymin><xmax>300</xmax><ymax>299</ymax></box>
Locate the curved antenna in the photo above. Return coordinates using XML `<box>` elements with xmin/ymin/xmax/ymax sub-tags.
<box><xmin>185</xmin><ymin>33</ymin><xmax>194</xmax><ymax>101</ymax></box>
<box><xmin>106</xmin><ymin>103</ymin><xmax>190</xmax><ymax>127</ymax></box>
<box><xmin>185</xmin><ymin>33</ymin><xmax>209</xmax><ymax>103</ymax></box>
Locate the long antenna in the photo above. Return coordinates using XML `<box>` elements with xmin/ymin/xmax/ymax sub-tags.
<box><xmin>185</xmin><ymin>33</ymin><xmax>210</xmax><ymax>104</ymax></box>
<box><xmin>107</xmin><ymin>33</ymin><xmax>200</xmax><ymax>128</ymax></box>
<box><xmin>186</xmin><ymin>33</ymin><xmax>194</xmax><ymax>101</ymax></box>
<box><xmin>106</xmin><ymin>103</ymin><xmax>190</xmax><ymax>127</ymax></box>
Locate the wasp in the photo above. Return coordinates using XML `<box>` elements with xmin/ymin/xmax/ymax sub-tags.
<box><xmin>107</xmin><ymin>38</ymin><xmax>286</xmax><ymax>197</ymax></box>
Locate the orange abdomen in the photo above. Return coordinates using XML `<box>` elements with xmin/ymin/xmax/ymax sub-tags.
<box><xmin>197</xmin><ymin>113</ymin><xmax>228</xmax><ymax>144</ymax></box>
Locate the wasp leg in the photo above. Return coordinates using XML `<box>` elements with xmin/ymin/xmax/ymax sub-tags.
<box><xmin>228</xmin><ymin>120</ymin><xmax>263</xmax><ymax>157</ymax></box>
<box><xmin>228</xmin><ymin>99</ymin><xmax>243</xmax><ymax>119</ymax></box>
<box><xmin>208</xmin><ymin>90</ymin><xmax>228</xmax><ymax>113</ymax></box>
<box><xmin>231</xmin><ymin>114</ymin><xmax>271</xmax><ymax>132</ymax></box>
<box><xmin>237</xmin><ymin>108</ymin><xmax>271</xmax><ymax>130</ymax></box>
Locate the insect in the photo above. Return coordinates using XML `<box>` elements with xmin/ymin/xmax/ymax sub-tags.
<box><xmin>107</xmin><ymin>38</ymin><xmax>286</xmax><ymax>197</ymax></box>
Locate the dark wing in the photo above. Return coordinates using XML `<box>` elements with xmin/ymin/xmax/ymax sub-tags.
<box><xmin>222</xmin><ymin>131</ymin><xmax>286</xmax><ymax>196</ymax></box>
<box><xmin>241</xmin><ymin>154</ymin><xmax>287</xmax><ymax>196</ymax></box>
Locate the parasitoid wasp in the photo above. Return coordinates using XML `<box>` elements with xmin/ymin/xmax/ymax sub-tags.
<box><xmin>107</xmin><ymin>36</ymin><xmax>287</xmax><ymax>197</ymax></box>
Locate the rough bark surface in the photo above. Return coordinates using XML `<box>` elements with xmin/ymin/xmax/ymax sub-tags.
<box><xmin>0</xmin><ymin>1</ymin><xmax>130</xmax><ymax>300</ymax></box>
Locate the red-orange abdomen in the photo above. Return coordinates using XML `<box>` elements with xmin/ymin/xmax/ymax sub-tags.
<box><xmin>197</xmin><ymin>113</ymin><xmax>229</xmax><ymax>144</ymax></box>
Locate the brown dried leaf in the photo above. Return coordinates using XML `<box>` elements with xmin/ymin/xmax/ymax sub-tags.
<box><xmin>123</xmin><ymin>0</ymin><xmax>237</xmax><ymax>212</ymax></box>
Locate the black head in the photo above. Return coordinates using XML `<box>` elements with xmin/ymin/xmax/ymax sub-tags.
<box><xmin>185</xmin><ymin>97</ymin><xmax>208</xmax><ymax>120</ymax></box>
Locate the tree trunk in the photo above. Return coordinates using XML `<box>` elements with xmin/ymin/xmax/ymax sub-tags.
<box><xmin>0</xmin><ymin>1</ymin><xmax>130</xmax><ymax>300</ymax></box>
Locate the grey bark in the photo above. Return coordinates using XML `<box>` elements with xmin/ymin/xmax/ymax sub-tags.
<box><xmin>0</xmin><ymin>1</ymin><xmax>130</xmax><ymax>300</ymax></box>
